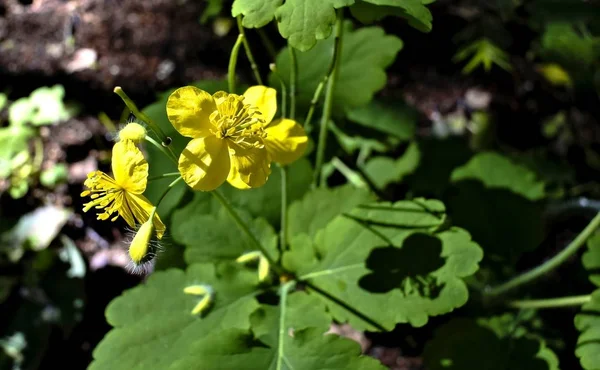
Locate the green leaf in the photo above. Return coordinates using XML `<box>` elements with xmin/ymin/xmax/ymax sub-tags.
<box><xmin>285</xmin><ymin>199</ymin><xmax>483</xmax><ymax>330</ymax></box>
<box><xmin>172</xmin><ymin>195</ymin><xmax>278</xmax><ymax>264</ymax></box>
<box><xmin>451</xmin><ymin>152</ymin><xmax>546</xmax><ymax>201</ymax></box>
<box><xmin>171</xmin><ymin>289</ymin><xmax>385</xmax><ymax>370</ymax></box>
<box><xmin>453</xmin><ymin>38</ymin><xmax>512</xmax><ymax>74</ymax></box>
<box><xmin>271</xmin><ymin>22</ymin><xmax>403</xmax><ymax>112</ymax></box>
<box><xmin>424</xmin><ymin>318</ymin><xmax>560</xmax><ymax>370</ymax></box>
<box><xmin>275</xmin><ymin>0</ymin><xmax>354</xmax><ymax>52</ymax></box>
<box><xmin>540</xmin><ymin>22</ymin><xmax>600</xmax><ymax>71</ymax></box>
<box><xmin>232</xmin><ymin>0</ymin><xmax>283</xmax><ymax>28</ymax></box>
<box><xmin>287</xmin><ymin>185</ymin><xmax>375</xmax><ymax>239</ymax></box>
<box><xmin>364</xmin><ymin>141</ymin><xmax>420</xmax><ymax>190</ymax></box>
<box><xmin>583</xmin><ymin>231</ymin><xmax>600</xmax><ymax>286</ymax></box>
<box><xmin>346</xmin><ymin>99</ymin><xmax>418</xmax><ymax>141</ymax></box>
<box><xmin>8</xmin><ymin>86</ymin><xmax>72</xmax><ymax>127</ymax></box>
<box><xmin>575</xmin><ymin>290</ymin><xmax>600</xmax><ymax>370</ymax></box>
<box><xmin>89</xmin><ymin>263</ymin><xmax>261</xmax><ymax>370</ymax></box>
<box><xmin>0</xmin><ymin>93</ymin><xmax>7</xmax><ymax>111</ymax></box>
<box><xmin>350</xmin><ymin>0</ymin><xmax>433</xmax><ymax>32</ymax></box>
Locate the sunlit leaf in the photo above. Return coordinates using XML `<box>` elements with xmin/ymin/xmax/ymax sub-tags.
<box><xmin>171</xmin><ymin>289</ymin><xmax>384</xmax><ymax>369</ymax></box>
<box><xmin>89</xmin><ymin>263</ymin><xmax>261</xmax><ymax>370</ymax></box>
<box><xmin>364</xmin><ymin>141</ymin><xmax>420</xmax><ymax>189</ymax></box>
<box><xmin>271</xmin><ymin>22</ymin><xmax>403</xmax><ymax>113</ymax></box>
<box><xmin>285</xmin><ymin>199</ymin><xmax>483</xmax><ymax>330</ymax></box>
<box><xmin>453</xmin><ymin>38</ymin><xmax>512</xmax><ymax>74</ymax></box>
<box><xmin>583</xmin><ymin>231</ymin><xmax>600</xmax><ymax>287</ymax></box>
<box><xmin>287</xmin><ymin>185</ymin><xmax>375</xmax><ymax>239</ymax></box>
<box><xmin>451</xmin><ymin>152</ymin><xmax>546</xmax><ymax>201</ymax></box>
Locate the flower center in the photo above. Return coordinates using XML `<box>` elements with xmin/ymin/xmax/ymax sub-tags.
<box><xmin>210</xmin><ymin>94</ymin><xmax>267</xmax><ymax>149</ymax></box>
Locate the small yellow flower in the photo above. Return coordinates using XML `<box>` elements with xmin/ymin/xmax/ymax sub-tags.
<box><xmin>183</xmin><ymin>284</ymin><xmax>214</xmax><ymax>316</ymax></box>
<box><xmin>166</xmin><ymin>85</ymin><xmax>308</xmax><ymax>191</ymax></box>
<box><xmin>118</xmin><ymin>122</ymin><xmax>147</xmax><ymax>144</ymax></box>
<box><xmin>236</xmin><ymin>250</ymin><xmax>271</xmax><ymax>282</ymax></box>
<box><xmin>81</xmin><ymin>140</ymin><xmax>166</xmax><ymax>238</ymax></box>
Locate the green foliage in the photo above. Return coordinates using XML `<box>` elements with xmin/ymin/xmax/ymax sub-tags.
<box><xmin>451</xmin><ymin>152</ymin><xmax>547</xmax><ymax>201</ymax></box>
<box><xmin>284</xmin><ymin>197</ymin><xmax>483</xmax><ymax>330</ymax></box>
<box><xmin>583</xmin><ymin>231</ymin><xmax>600</xmax><ymax>286</ymax></box>
<box><xmin>90</xmin><ymin>263</ymin><xmax>261</xmax><ymax>370</ymax></box>
<box><xmin>424</xmin><ymin>318</ymin><xmax>560</xmax><ymax>370</ymax></box>
<box><xmin>349</xmin><ymin>0</ymin><xmax>434</xmax><ymax>32</ymax></box>
<box><xmin>233</xmin><ymin>0</ymin><xmax>431</xmax><ymax>51</ymax></box>
<box><xmin>172</xmin><ymin>198</ymin><xmax>278</xmax><ymax>264</ymax></box>
<box><xmin>8</xmin><ymin>85</ymin><xmax>73</xmax><ymax>127</ymax></box>
<box><xmin>270</xmin><ymin>22</ymin><xmax>403</xmax><ymax>113</ymax></box>
<box><xmin>346</xmin><ymin>99</ymin><xmax>418</xmax><ymax>141</ymax></box>
<box><xmin>364</xmin><ymin>141</ymin><xmax>420</xmax><ymax>190</ymax></box>
<box><xmin>575</xmin><ymin>290</ymin><xmax>600</xmax><ymax>370</ymax></box>
<box><xmin>287</xmin><ymin>185</ymin><xmax>374</xmax><ymax>238</ymax></box>
<box><xmin>453</xmin><ymin>38</ymin><xmax>512</xmax><ymax>74</ymax></box>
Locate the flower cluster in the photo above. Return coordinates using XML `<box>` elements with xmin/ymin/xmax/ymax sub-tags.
<box><xmin>81</xmin><ymin>86</ymin><xmax>307</xmax><ymax>268</ymax></box>
<box><xmin>166</xmin><ymin>85</ymin><xmax>307</xmax><ymax>191</ymax></box>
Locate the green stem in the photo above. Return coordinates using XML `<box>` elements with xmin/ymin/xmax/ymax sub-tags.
<box><xmin>211</xmin><ymin>189</ymin><xmax>282</xmax><ymax>274</ymax></box>
<box><xmin>313</xmin><ymin>10</ymin><xmax>344</xmax><ymax>189</ymax></box>
<box><xmin>303</xmin><ymin>14</ymin><xmax>344</xmax><ymax>133</ymax></box>
<box><xmin>237</xmin><ymin>17</ymin><xmax>264</xmax><ymax>85</ymax></box>
<box><xmin>257</xmin><ymin>27</ymin><xmax>277</xmax><ymax>61</ymax></box>
<box><xmin>288</xmin><ymin>45</ymin><xmax>297</xmax><ymax>120</ymax></box>
<box><xmin>155</xmin><ymin>176</ymin><xmax>184</xmax><ymax>208</ymax></box>
<box><xmin>114</xmin><ymin>87</ymin><xmax>171</xmax><ymax>146</ymax></box>
<box><xmin>486</xmin><ymin>212</ymin><xmax>600</xmax><ymax>298</ymax></box>
<box><xmin>508</xmin><ymin>295</ymin><xmax>592</xmax><ymax>309</ymax></box>
<box><xmin>276</xmin><ymin>281</ymin><xmax>294</xmax><ymax>370</ymax></box>
<box><xmin>229</xmin><ymin>34</ymin><xmax>245</xmax><ymax>93</ymax></box>
<box><xmin>32</xmin><ymin>137</ymin><xmax>44</xmax><ymax>172</ymax></box>
<box><xmin>148</xmin><ymin>172</ymin><xmax>180</xmax><ymax>182</ymax></box>
<box><xmin>269</xmin><ymin>64</ymin><xmax>288</xmax><ymax>119</ymax></box>
<box><xmin>304</xmin><ymin>281</ymin><xmax>387</xmax><ymax>332</ymax></box>
<box><xmin>279</xmin><ymin>165</ymin><xmax>288</xmax><ymax>255</ymax></box>
<box><xmin>331</xmin><ymin>157</ymin><xmax>367</xmax><ymax>189</ymax></box>
<box><xmin>145</xmin><ymin>135</ymin><xmax>178</xmax><ymax>165</ymax></box>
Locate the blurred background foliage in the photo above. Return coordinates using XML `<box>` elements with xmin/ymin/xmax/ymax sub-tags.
<box><xmin>1</xmin><ymin>0</ymin><xmax>600</xmax><ymax>369</ymax></box>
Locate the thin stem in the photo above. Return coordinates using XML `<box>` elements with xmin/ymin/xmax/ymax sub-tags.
<box><xmin>237</xmin><ymin>16</ymin><xmax>263</xmax><ymax>85</ymax></box>
<box><xmin>486</xmin><ymin>212</ymin><xmax>600</xmax><ymax>298</ymax></box>
<box><xmin>270</xmin><ymin>64</ymin><xmax>288</xmax><ymax>119</ymax></box>
<box><xmin>228</xmin><ymin>34</ymin><xmax>245</xmax><ymax>93</ymax></box>
<box><xmin>114</xmin><ymin>87</ymin><xmax>171</xmax><ymax>146</ymax></box>
<box><xmin>331</xmin><ymin>157</ymin><xmax>368</xmax><ymax>189</ymax></box>
<box><xmin>276</xmin><ymin>281</ymin><xmax>294</xmax><ymax>370</ymax></box>
<box><xmin>148</xmin><ymin>172</ymin><xmax>180</xmax><ymax>182</ymax></box>
<box><xmin>155</xmin><ymin>176</ymin><xmax>184</xmax><ymax>208</ymax></box>
<box><xmin>304</xmin><ymin>281</ymin><xmax>387</xmax><ymax>332</ymax></box>
<box><xmin>211</xmin><ymin>189</ymin><xmax>282</xmax><ymax>274</ymax></box>
<box><xmin>32</xmin><ymin>137</ymin><xmax>44</xmax><ymax>172</ymax></box>
<box><xmin>313</xmin><ymin>10</ymin><xmax>344</xmax><ymax>189</ymax></box>
<box><xmin>508</xmin><ymin>295</ymin><xmax>592</xmax><ymax>309</ymax></box>
<box><xmin>303</xmin><ymin>15</ymin><xmax>344</xmax><ymax>133</ymax></box>
<box><xmin>257</xmin><ymin>27</ymin><xmax>277</xmax><ymax>61</ymax></box>
<box><xmin>145</xmin><ymin>135</ymin><xmax>177</xmax><ymax>165</ymax></box>
<box><xmin>279</xmin><ymin>165</ymin><xmax>288</xmax><ymax>255</ymax></box>
<box><xmin>288</xmin><ymin>45</ymin><xmax>297</xmax><ymax>120</ymax></box>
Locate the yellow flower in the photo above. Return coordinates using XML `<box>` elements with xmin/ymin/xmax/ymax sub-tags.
<box><xmin>166</xmin><ymin>85</ymin><xmax>308</xmax><ymax>191</ymax></box>
<box><xmin>81</xmin><ymin>140</ymin><xmax>166</xmax><ymax>238</ymax></box>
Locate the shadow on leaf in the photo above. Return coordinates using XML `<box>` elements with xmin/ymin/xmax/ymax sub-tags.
<box><xmin>359</xmin><ymin>233</ymin><xmax>444</xmax><ymax>295</ymax></box>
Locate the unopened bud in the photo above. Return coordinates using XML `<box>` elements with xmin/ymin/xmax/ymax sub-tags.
<box><xmin>129</xmin><ymin>220</ymin><xmax>154</xmax><ymax>265</ymax></box>
<box><xmin>118</xmin><ymin>122</ymin><xmax>147</xmax><ymax>144</ymax></box>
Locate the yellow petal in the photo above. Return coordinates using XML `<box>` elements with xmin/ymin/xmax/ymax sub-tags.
<box><xmin>179</xmin><ymin>136</ymin><xmax>230</xmax><ymax>191</ymax></box>
<box><xmin>112</xmin><ymin>140</ymin><xmax>148</xmax><ymax>194</ymax></box>
<box><xmin>243</xmin><ymin>86</ymin><xmax>277</xmax><ymax>124</ymax></box>
<box><xmin>264</xmin><ymin>119</ymin><xmax>308</xmax><ymax>165</ymax></box>
<box><xmin>226</xmin><ymin>142</ymin><xmax>271</xmax><ymax>189</ymax></box>
<box><xmin>125</xmin><ymin>193</ymin><xmax>167</xmax><ymax>239</ymax></box>
<box><xmin>129</xmin><ymin>220</ymin><xmax>154</xmax><ymax>265</ymax></box>
<box><xmin>166</xmin><ymin>86</ymin><xmax>217</xmax><ymax>138</ymax></box>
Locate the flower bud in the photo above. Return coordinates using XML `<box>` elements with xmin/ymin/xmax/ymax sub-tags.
<box><xmin>129</xmin><ymin>220</ymin><xmax>154</xmax><ymax>265</ymax></box>
<box><xmin>118</xmin><ymin>122</ymin><xmax>147</xmax><ymax>144</ymax></box>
